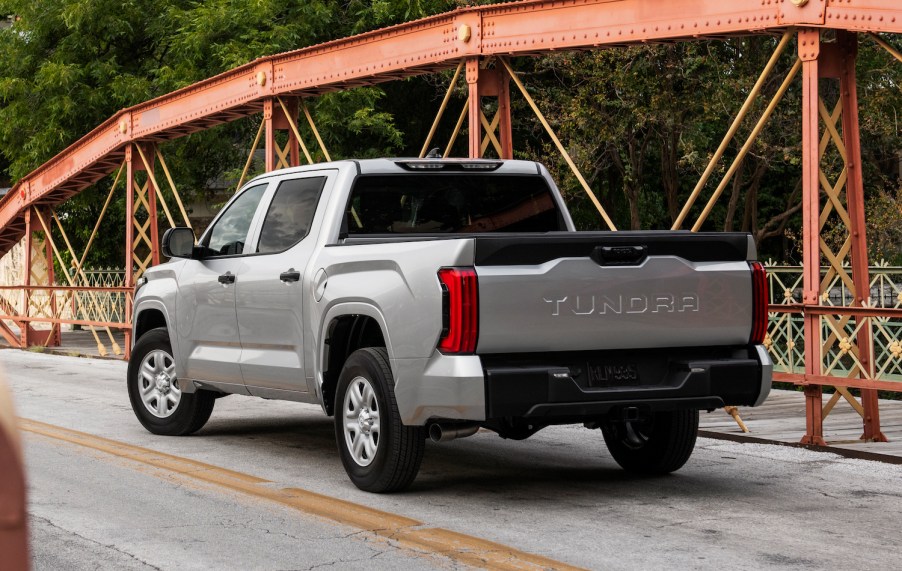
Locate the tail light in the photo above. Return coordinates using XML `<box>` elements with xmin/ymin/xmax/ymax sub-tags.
<box><xmin>437</xmin><ymin>267</ymin><xmax>479</xmax><ymax>354</ymax></box>
<box><xmin>749</xmin><ymin>261</ymin><xmax>769</xmax><ymax>345</ymax></box>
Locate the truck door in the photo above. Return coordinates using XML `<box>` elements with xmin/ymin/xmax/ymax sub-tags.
<box><xmin>176</xmin><ymin>183</ymin><xmax>268</xmax><ymax>388</ymax></box>
<box><xmin>235</xmin><ymin>172</ymin><xmax>332</xmax><ymax>396</ymax></box>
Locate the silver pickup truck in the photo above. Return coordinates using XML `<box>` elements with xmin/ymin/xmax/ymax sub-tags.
<box><xmin>128</xmin><ymin>158</ymin><xmax>771</xmax><ymax>492</ymax></box>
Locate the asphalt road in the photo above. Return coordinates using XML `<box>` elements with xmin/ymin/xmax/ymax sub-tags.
<box><xmin>3</xmin><ymin>349</ymin><xmax>902</xmax><ymax>570</ymax></box>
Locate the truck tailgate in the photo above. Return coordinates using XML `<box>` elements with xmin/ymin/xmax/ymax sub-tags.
<box><xmin>474</xmin><ymin>232</ymin><xmax>754</xmax><ymax>353</ymax></box>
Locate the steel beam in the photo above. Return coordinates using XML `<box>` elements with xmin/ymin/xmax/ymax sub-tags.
<box><xmin>466</xmin><ymin>59</ymin><xmax>482</xmax><ymax>158</ymax></box>
<box><xmin>265</xmin><ymin>97</ymin><xmax>302</xmax><ymax>171</ymax></box>
<box><xmin>124</xmin><ymin>146</ymin><xmax>135</xmax><ymax>355</ymax></box>
<box><xmin>836</xmin><ymin>31</ymin><xmax>886</xmax><ymax>442</ymax></box>
<box><xmin>799</xmin><ymin>28</ymin><xmax>826</xmax><ymax>447</ymax></box>
<box><xmin>21</xmin><ymin>209</ymin><xmax>32</xmax><ymax>348</ymax></box>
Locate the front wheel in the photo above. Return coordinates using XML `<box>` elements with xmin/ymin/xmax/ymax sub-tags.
<box><xmin>127</xmin><ymin>327</ymin><xmax>215</xmax><ymax>436</ymax></box>
<box><xmin>601</xmin><ymin>409</ymin><xmax>699</xmax><ymax>475</ymax></box>
<box><xmin>334</xmin><ymin>347</ymin><xmax>425</xmax><ymax>493</ymax></box>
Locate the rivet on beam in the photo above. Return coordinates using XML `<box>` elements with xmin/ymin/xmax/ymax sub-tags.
<box><xmin>118</xmin><ymin>120</ymin><xmax>127</xmax><ymax>135</ymax></box>
<box><xmin>257</xmin><ymin>71</ymin><xmax>267</xmax><ymax>86</ymax></box>
<box><xmin>790</xmin><ymin>0</ymin><xmax>809</xmax><ymax>6</ymax></box>
<box><xmin>458</xmin><ymin>24</ymin><xmax>471</xmax><ymax>43</ymax></box>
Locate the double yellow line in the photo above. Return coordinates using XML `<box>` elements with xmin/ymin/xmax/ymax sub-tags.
<box><xmin>20</xmin><ymin>418</ymin><xmax>585</xmax><ymax>571</ymax></box>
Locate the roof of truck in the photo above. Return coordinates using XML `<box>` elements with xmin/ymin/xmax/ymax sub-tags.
<box><xmin>243</xmin><ymin>158</ymin><xmax>544</xmax><ymax>184</ymax></box>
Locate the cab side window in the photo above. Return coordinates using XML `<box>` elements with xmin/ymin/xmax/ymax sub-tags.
<box><xmin>257</xmin><ymin>177</ymin><xmax>326</xmax><ymax>254</ymax></box>
<box><xmin>205</xmin><ymin>184</ymin><xmax>267</xmax><ymax>256</ymax></box>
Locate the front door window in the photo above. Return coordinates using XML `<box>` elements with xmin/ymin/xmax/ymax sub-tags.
<box><xmin>204</xmin><ymin>184</ymin><xmax>267</xmax><ymax>256</ymax></box>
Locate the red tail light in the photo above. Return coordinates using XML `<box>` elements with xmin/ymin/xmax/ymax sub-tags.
<box><xmin>749</xmin><ymin>261</ymin><xmax>769</xmax><ymax>345</ymax></box>
<box><xmin>437</xmin><ymin>267</ymin><xmax>479</xmax><ymax>354</ymax></box>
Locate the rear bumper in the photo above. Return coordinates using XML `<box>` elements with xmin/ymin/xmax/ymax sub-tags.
<box><xmin>483</xmin><ymin>345</ymin><xmax>771</xmax><ymax>421</ymax></box>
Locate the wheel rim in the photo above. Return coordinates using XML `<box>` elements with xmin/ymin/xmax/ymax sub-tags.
<box><xmin>343</xmin><ymin>376</ymin><xmax>380</xmax><ymax>467</ymax></box>
<box><xmin>138</xmin><ymin>349</ymin><xmax>181</xmax><ymax>419</ymax></box>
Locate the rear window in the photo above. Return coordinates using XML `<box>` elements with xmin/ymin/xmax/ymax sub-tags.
<box><xmin>345</xmin><ymin>174</ymin><xmax>565</xmax><ymax>235</ymax></box>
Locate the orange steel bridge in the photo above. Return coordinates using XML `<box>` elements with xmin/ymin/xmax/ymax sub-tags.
<box><xmin>0</xmin><ymin>0</ymin><xmax>901</xmax><ymax>446</ymax></box>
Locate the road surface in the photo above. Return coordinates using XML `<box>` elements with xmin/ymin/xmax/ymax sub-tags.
<box><xmin>3</xmin><ymin>349</ymin><xmax>901</xmax><ymax>570</ymax></box>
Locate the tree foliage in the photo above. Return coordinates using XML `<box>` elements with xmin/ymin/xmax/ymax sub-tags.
<box><xmin>507</xmin><ymin>36</ymin><xmax>901</xmax><ymax>263</ymax></box>
<box><xmin>0</xmin><ymin>0</ymin><xmax>455</xmax><ymax>266</ymax></box>
<box><xmin>0</xmin><ymin>2</ymin><xmax>899</xmax><ymax>267</ymax></box>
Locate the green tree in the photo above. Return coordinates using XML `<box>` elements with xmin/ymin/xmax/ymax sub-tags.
<box><xmin>0</xmin><ymin>2</ymin><xmax>898</xmax><ymax>268</ymax></box>
<box><xmin>0</xmin><ymin>0</ymin><xmax>457</xmax><ymax>266</ymax></box>
<box><xmin>510</xmin><ymin>36</ymin><xmax>900</xmax><ymax>262</ymax></box>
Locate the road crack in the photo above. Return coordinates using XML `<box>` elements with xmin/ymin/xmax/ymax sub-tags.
<box><xmin>31</xmin><ymin>514</ymin><xmax>163</xmax><ymax>571</ymax></box>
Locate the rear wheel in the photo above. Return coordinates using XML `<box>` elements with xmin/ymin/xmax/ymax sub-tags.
<box><xmin>334</xmin><ymin>347</ymin><xmax>425</xmax><ymax>493</ymax></box>
<box><xmin>601</xmin><ymin>409</ymin><xmax>699</xmax><ymax>474</ymax></box>
<box><xmin>127</xmin><ymin>327</ymin><xmax>215</xmax><ymax>436</ymax></box>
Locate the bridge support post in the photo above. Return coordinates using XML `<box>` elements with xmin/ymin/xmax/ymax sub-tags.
<box><xmin>125</xmin><ymin>143</ymin><xmax>160</xmax><ymax>283</ymax></box>
<box><xmin>799</xmin><ymin>29</ymin><xmax>885</xmax><ymax>445</ymax></box>
<box><xmin>799</xmin><ymin>29</ymin><xmax>826</xmax><ymax>446</ymax></box>
<box><xmin>496</xmin><ymin>66</ymin><xmax>513</xmax><ymax>160</ymax></box>
<box><xmin>837</xmin><ymin>31</ymin><xmax>885</xmax><ymax>442</ymax></box>
<box><xmin>21</xmin><ymin>207</ymin><xmax>60</xmax><ymax>348</ymax></box>
<box><xmin>42</xmin><ymin>219</ymin><xmax>60</xmax><ymax>348</ymax></box>
<box><xmin>124</xmin><ymin>143</ymin><xmax>163</xmax><ymax>355</ymax></box>
<box><xmin>264</xmin><ymin>97</ymin><xmax>301</xmax><ymax>171</ymax></box>
<box><xmin>466</xmin><ymin>59</ymin><xmax>481</xmax><ymax>158</ymax></box>
<box><xmin>478</xmin><ymin>66</ymin><xmax>513</xmax><ymax>159</ymax></box>
<box><xmin>124</xmin><ymin>146</ymin><xmax>135</xmax><ymax>357</ymax></box>
<box><xmin>20</xmin><ymin>210</ymin><xmax>32</xmax><ymax>348</ymax></box>
<box><xmin>143</xmin><ymin>145</ymin><xmax>160</xmax><ymax>269</ymax></box>
<box><xmin>465</xmin><ymin>59</ymin><xmax>514</xmax><ymax>159</ymax></box>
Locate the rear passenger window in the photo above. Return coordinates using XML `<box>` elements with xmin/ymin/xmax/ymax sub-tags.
<box><xmin>257</xmin><ymin>176</ymin><xmax>326</xmax><ymax>253</ymax></box>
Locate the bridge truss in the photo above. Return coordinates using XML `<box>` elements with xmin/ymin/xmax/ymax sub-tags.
<box><xmin>0</xmin><ymin>0</ymin><xmax>900</xmax><ymax>445</ymax></box>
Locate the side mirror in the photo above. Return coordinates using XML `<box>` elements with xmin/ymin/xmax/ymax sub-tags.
<box><xmin>161</xmin><ymin>227</ymin><xmax>196</xmax><ymax>259</ymax></box>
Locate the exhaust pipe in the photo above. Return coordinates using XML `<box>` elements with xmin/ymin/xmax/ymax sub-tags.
<box><xmin>428</xmin><ymin>423</ymin><xmax>479</xmax><ymax>443</ymax></box>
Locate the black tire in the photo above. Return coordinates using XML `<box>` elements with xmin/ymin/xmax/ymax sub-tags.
<box><xmin>601</xmin><ymin>409</ymin><xmax>699</xmax><ymax>475</ymax></box>
<box><xmin>334</xmin><ymin>347</ymin><xmax>425</xmax><ymax>493</ymax></box>
<box><xmin>127</xmin><ymin>327</ymin><xmax>215</xmax><ymax>436</ymax></box>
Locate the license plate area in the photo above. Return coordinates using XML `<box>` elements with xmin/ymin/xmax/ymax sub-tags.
<box><xmin>586</xmin><ymin>363</ymin><xmax>640</xmax><ymax>388</ymax></box>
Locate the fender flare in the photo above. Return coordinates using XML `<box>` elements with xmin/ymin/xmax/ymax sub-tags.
<box><xmin>315</xmin><ymin>301</ymin><xmax>394</xmax><ymax>411</ymax></box>
<box><xmin>131</xmin><ymin>299</ymin><xmax>173</xmax><ymax>347</ymax></box>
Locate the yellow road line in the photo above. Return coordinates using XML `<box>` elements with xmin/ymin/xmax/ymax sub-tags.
<box><xmin>19</xmin><ymin>418</ymin><xmax>586</xmax><ymax>571</ymax></box>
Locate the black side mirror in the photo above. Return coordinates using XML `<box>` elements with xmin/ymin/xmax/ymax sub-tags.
<box><xmin>161</xmin><ymin>227</ymin><xmax>196</xmax><ymax>259</ymax></box>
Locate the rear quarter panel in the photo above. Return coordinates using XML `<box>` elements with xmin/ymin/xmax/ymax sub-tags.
<box><xmin>310</xmin><ymin>238</ymin><xmax>477</xmax><ymax>421</ymax></box>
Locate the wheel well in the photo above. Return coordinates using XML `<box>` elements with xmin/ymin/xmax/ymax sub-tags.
<box><xmin>134</xmin><ymin>309</ymin><xmax>168</xmax><ymax>341</ymax></box>
<box><xmin>322</xmin><ymin>315</ymin><xmax>386</xmax><ymax>416</ymax></box>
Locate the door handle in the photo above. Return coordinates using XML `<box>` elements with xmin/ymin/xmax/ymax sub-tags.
<box><xmin>218</xmin><ymin>272</ymin><xmax>236</xmax><ymax>285</ymax></box>
<box><xmin>280</xmin><ymin>269</ymin><xmax>301</xmax><ymax>283</ymax></box>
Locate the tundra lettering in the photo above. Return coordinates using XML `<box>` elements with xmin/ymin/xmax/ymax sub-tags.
<box><xmin>544</xmin><ymin>293</ymin><xmax>701</xmax><ymax>316</ymax></box>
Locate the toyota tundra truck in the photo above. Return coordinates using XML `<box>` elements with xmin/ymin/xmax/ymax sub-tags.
<box><xmin>128</xmin><ymin>158</ymin><xmax>771</xmax><ymax>492</ymax></box>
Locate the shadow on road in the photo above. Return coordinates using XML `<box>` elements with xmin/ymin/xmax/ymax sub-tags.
<box><xmin>191</xmin><ymin>410</ymin><xmax>758</xmax><ymax>501</ymax></box>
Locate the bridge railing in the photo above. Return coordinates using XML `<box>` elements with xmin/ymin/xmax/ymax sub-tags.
<box><xmin>5</xmin><ymin>261</ymin><xmax>900</xmax><ymax>385</ymax></box>
<box><xmin>0</xmin><ymin>265</ymin><xmax>130</xmax><ymax>356</ymax></box>
<box><xmin>764</xmin><ymin>261</ymin><xmax>902</xmax><ymax>383</ymax></box>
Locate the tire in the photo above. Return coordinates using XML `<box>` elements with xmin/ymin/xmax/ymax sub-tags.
<box><xmin>334</xmin><ymin>347</ymin><xmax>425</xmax><ymax>493</ymax></box>
<box><xmin>127</xmin><ymin>327</ymin><xmax>215</xmax><ymax>436</ymax></box>
<box><xmin>601</xmin><ymin>409</ymin><xmax>699</xmax><ymax>475</ymax></box>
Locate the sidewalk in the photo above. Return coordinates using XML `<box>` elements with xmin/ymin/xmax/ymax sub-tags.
<box><xmin>700</xmin><ymin>388</ymin><xmax>902</xmax><ymax>464</ymax></box>
<box><xmin>0</xmin><ymin>328</ymin><xmax>127</xmax><ymax>359</ymax></box>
